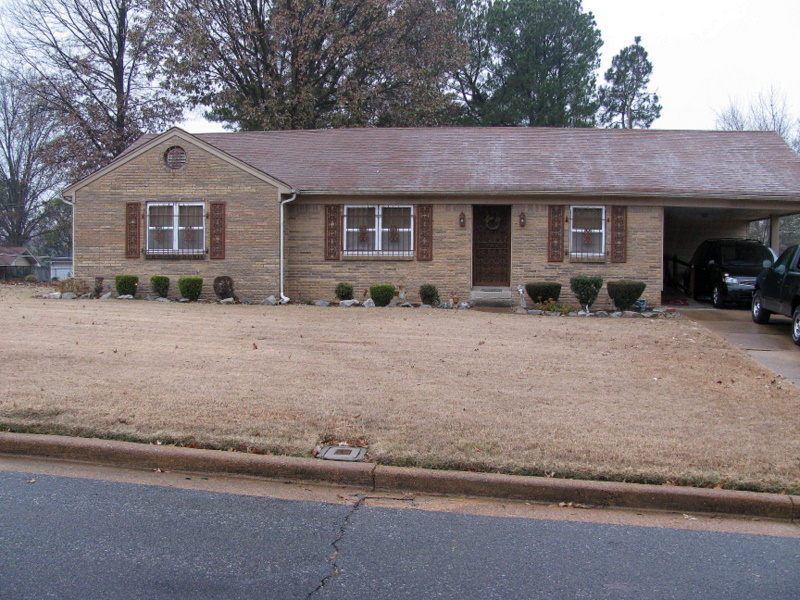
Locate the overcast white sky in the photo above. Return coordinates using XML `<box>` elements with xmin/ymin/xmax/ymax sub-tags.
<box><xmin>584</xmin><ymin>0</ymin><xmax>800</xmax><ymax>130</ymax></box>
<box><xmin>185</xmin><ymin>0</ymin><xmax>800</xmax><ymax>132</ymax></box>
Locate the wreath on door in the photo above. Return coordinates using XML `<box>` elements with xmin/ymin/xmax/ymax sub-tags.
<box><xmin>484</xmin><ymin>213</ymin><xmax>502</xmax><ymax>231</ymax></box>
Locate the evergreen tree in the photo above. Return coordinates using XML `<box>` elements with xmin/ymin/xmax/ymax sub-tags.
<box><xmin>598</xmin><ymin>36</ymin><xmax>661</xmax><ymax>129</ymax></box>
<box><xmin>452</xmin><ymin>0</ymin><xmax>602</xmax><ymax>127</ymax></box>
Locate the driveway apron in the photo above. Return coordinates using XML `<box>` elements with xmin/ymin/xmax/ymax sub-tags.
<box><xmin>680</xmin><ymin>306</ymin><xmax>800</xmax><ymax>386</ymax></box>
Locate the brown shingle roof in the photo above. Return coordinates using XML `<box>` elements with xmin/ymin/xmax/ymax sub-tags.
<box><xmin>0</xmin><ymin>247</ymin><xmax>37</xmax><ymax>267</ymax></box>
<box><xmin>156</xmin><ymin>127</ymin><xmax>800</xmax><ymax>199</ymax></box>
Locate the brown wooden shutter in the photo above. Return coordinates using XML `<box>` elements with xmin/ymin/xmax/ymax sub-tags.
<box><xmin>547</xmin><ymin>205</ymin><xmax>564</xmax><ymax>262</ymax></box>
<box><xmin>610</xmin><ymin>206</ymin><xmax>627</xmax><ymax>263</ymax></box>
<box><xmin>416</xmin><ymin>205</ymin><xmax>433</xmax><ymax>261</ymax></box>
<box><xmin>325</xmin><ymin>205</ymin><xmax>341</xmax><ymax>260</ymax></box>
<box><xmin>209</xmin><ymin>202</ymin><xmax>226</xmax><ymax>259</ymax></box>
<box><xmin>125</xmin><ymin>202</ymin><xmax>141</xmax><ymax>258</ymax></box>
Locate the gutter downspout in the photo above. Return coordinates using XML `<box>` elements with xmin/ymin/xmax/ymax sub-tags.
<box><xmin>59</xmin><ymin>194</ymin><xmax>75</xmax><ymax>275</ymax></box>
<box><xmin>279</xmin><ymin>192</ymin><xmax>297</xmax><ymax>303</ymax></box>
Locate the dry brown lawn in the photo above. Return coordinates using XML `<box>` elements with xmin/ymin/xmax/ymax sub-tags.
<box><xmin>2</xmin><ymin>282</ymin><xmax>800</xmax><ymax>493</ymax></box>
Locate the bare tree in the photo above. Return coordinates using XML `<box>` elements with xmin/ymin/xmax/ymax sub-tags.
<box><xmin>715</xmin><ymin>87</ymin><xmax>799</xmax><ymax>152</ymax></box>
<box><xmin>2</xmin><ymin>0</ymin><xmax>183</xmax><ymax>179</ymax></box>
<box><xmin>152</xmin><ymin>0</ymin><xmax>464</xmax><ymax>130</ymax></box>
<box><xmin>0</xmin><ymin>72</ymin><xmax>64</xmax><ymax>249</ymax></box>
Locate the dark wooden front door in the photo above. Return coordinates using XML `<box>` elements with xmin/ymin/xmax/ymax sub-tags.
<box><xmin>472</xmin><ymin>205</ymin><xmax>511</xmax><ymax>286</ymax></box>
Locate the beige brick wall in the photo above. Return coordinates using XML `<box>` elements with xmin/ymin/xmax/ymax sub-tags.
<box><xmin>73</xmin><ymin>136</ymin><xmax>282</xmax><ymax>300</ymax></box>
<box><xmin>287</xmin><ymin>199</ymin><xmax>663</xmax><ymax>308</ymax></box>
<box><xmin>286</xmin><ymin>199</ymin><xmax>474</xmax><ymax>302</ymax></box>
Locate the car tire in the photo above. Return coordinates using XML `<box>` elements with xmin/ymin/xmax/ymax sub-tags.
<box><xmin>792</xmin><ymin>307</ymin><xmax>800</xmax><ymax>346</ymax></box>
<box><xmin>752</xmin><ymin>292</ymin><xmax>771</xmax><ymax>324</ymax></box>
<box><xmin>712</xmin><ymin>284</ymin><xmax>726</xmax><ymax>308</ymax></box>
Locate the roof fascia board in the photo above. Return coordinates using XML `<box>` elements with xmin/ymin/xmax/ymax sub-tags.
<box><xmin>295</xmin><ymin>189</ymin><xmax>800</xmax><ymax>205</ymax></box>
<box><xmin>63</xmin><ymin>127</ymin><xmax>294</xmax><ymax>199</ymax></box>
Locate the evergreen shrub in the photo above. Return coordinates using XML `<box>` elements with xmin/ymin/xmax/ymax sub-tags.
<box><xmin>150</xmin><ymin>276</ymin><xmax>169</xmax><ymax>298</ymax></box>
<box><xmin>115</xmin><ymin>275</ymin><xmax>138</xmax><ymax>296</ymax></box>
<box><xmin>607</xmin><ymin>280</ymin><xmax>647</xmax><ymax>311</ymax></box>
<box><xmin>335</xmin><ymin>282</ymin><xmax>354</xmax><ymax>301</ymax></box>
<box><xmin>570</xmin><ymin>276</ymin><xmax>603</xmax><ymax>309</ymax></box>
<box><xmin>525</xmin><ymin>282</ymin><xmax>562</xmax><ymax>303</ymax></box>
<box><xmin>419</xmin><ymin>284</ymin><xmax>440</xmax><ymax>306</ymax></box>
<box><xmin>178</xmin><ymin>276</ymin><xmax>203</xmax><ymax>301</ymax></box>
<box><xmin>369</xmin><ymin>283</ymin><xmax>395</xmax><ymax>307</ymax></box>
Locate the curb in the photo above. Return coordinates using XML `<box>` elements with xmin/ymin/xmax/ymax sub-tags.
<box><xmin>0</xmin><ymin>432</ymin><xmax>797</xmax><ymax>522</ymax></box>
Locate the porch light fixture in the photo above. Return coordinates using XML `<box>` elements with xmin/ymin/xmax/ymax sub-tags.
<box><xmin>459</xmin><ymin>212</ymin><xmax>466</xmax><ymax>227</ymax></box>
<box><xmin>519</xmin><ymin>212</ymin><xmax>526</xmax><ymax>227</ymax></box>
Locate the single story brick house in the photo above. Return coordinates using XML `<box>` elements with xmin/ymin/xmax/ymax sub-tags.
<box><xmin>62</xmin><ymin>126</ymin><xmax>800</xmax><ymax>306</ymax></box>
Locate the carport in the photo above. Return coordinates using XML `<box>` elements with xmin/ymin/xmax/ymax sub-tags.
<box><xmin>663</xmin><ymin>204</ymin><xmax>800</xmax><ymax>291</ymax></box>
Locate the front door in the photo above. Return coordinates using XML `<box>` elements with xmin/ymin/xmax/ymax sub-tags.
<box><xmin>472</xmin><ymin>205</ymin><xmax>511</xmax><ymax>287</ymax></box>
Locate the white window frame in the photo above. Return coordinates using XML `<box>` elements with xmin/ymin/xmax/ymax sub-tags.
<box><xmin>343</xmin><ymin>205</ymin><xmax>414</xmax><ymax>255</ymax></box>
<box><xmin>146</xmin><ymin>201</ymin><xmax>205</xmax><ymax>255</ymax></box>
<box><xmin>569</xmin><ymin>205</ymin><xmax>606</xmax><ymax>258</ymax></box>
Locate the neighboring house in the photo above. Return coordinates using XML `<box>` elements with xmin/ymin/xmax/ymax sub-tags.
<box><xmin>0</xmin><ymin>247</ymin><xmax>40</xmax><ymax>281</ymax></box>
<box><xmin>62</xmin><ymin>127</ymin><xmax>800</xmax><ymax>306</ymax></box>
<box><xmin>48</xmin><ymin>257</ymin><xmax>74</xmax><ymax>281</ymax></box>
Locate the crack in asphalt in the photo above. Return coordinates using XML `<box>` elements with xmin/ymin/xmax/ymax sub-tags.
<box><xmin>307</xmin><ymin>463</ymin><xmax>378</xmax><ymax>599</ymax></box>
<box><xmin>306</xmin><ymin>494</ymin><xmax>366</xmax><ymax>599</ymax></box>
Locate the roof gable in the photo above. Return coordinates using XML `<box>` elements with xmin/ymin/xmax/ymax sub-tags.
<box><xmin>0</xmin><ymin>247</ymin><xmax>40</xmax><ymax>267</ymax></box>
<box><xmin>62</xmin><ymin>127</ymin><xmax>294</xmax><ymax>199</ymax></box>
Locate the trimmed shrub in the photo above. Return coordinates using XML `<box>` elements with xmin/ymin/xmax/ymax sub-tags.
<box><xmin>114</xmin><ymin>275</ymin><xmax>138</xmax><ymax>296</ymax></box>
<box><xmin>24</xmin><ymin>274</ymin><xmax>37</xmax><ymax>283</ymax></box>
<box><xmin>525</xmin><ymin>282</ymin><xmax>562</xmax><ymax>303</ymax></box>
<box><xmin>150</xmin><ymin>275</ymin><xmax>169</xmax><ymax>298</ymax></box>
<box><xmin>607</xmin><ymin>280</ymin><xmax>647</xmax><ymax>311</ymax></box>
<box><xmin>178</xmin><ymin>276</ymin><xmax>203</xmax><ymax>301</ymax></box>
<box><xmin>570</xmin><ymin>276</ymin><xmax>603</xmax><ymax>309</ymax></box>
<box><xmin>419</xmin><ymin>284</ymin><xmax>440</xmax><ymax>306</ymax></box>
<box><xmin>213</xmin><ymin>275</ymin><xmax>237</xmax><ymax>301</ymax></box>
<box><xmin>369</xmin><ymin>283</ymin><xmax>395</xmax><ymax>307</ymax></box>
<box><xmin>335</xmin><ymin>282</ymin><xmax>354</xmax><ymax>301</ymax></box>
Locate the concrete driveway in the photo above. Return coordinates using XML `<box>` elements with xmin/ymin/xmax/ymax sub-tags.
<box><xmin>680</xmin><ymin>303</ymin><xmax>800</xmax><ymax>386</ymax></box>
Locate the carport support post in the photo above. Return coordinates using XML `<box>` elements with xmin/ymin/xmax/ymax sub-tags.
<box><xmin>770</xmin><ymin>215</ymin><xmax>781</xmax><ymax>251</ymax></box>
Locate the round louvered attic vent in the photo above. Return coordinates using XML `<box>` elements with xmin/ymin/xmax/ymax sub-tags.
<box><xmin>164</xmin><ymin>146</ymin><xmax>187</xmax><ymax>169</ymax></box>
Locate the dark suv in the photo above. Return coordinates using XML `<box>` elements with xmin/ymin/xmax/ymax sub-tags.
<box><xmin>686</xmin><ymin>238</ymin><xmax>775</xmax><ymax>308</ymax></box>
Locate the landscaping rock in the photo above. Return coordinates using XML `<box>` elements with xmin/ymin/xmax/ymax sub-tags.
<box><xmin>339</xmin><ymin>299</ymin><xmax>360</xmax><ymax>307</ymax></box>
<box><xmin>178</xmin><ymin>298</ymin><xmax>189</xmax><ymax>302</ymax></box>
<box><xmin>44</xmin><ymin>292</ymin><xmax>61</xmax><ymax>299</ymax></box>
<box><xmin>438</xmin><ymin>301</ymin><xmax>452</xmax><ymax>309</ymax></box>
<box><xmin>197</xmin><ymin>299</ymin><xmax>208</xmax><ymax>303</ymax></box>
<box><xmin>156</xmin><ymin>297</ymin><xmax>170</xmax><ymax>302</ymax></box>
<box><xmin>314</xmin><ymin>300</ymin><xmax>330</xmax><ymax>307</ymax></box>
<box><xmin>145</xmin><ymin>295</ymin><xmax>155</xmax><ymax>301</ymax></box>
<box><xmin>610</xmin><ymin>311</ymin><xmax>622</xmax><ymax>318</ymax></box>
<box><xmin>642</xmin><ymin>312</ymin><xmax>656</xmax><ymax>318</ymax></box>
<box><xmin>99</xmin><ymin>292</ymin><xmax>113</xmax><ymax>300</ymax></box>
<box><xmin>514</xmin><ymin>307</ymin><xmax>527</xmax><ymax>314</ymax></box>
<box><xmin>400</xmin><ymin>302</ymin><xmax>413</xmax><ymax>308</ymax></box>
<box><xmin>363</xmin><ymin>298</ymin><xmax>375</xmax><ymax>308</ymax></box>
<box><xmin>595</xmin><ymin>311</ymin><xmax>609</xmax><ymax>317</ymax></box>
<box><xmin>240</xmin><ymin>297</ymin><xmax>253</xmax><ymax>305</ymax></box>
<box><xmin>79</xmin><ymin>294</ymin><xmax>91</xmax><ymax>299</ymax></box>
<box><xmin>544</xmin><ymin>311</ymin><xmax>561</xmax><ymax>317</ymax></box>
<box><xmin>220</xmin><ymin>298</ymin><xmax>235</xmax><ymax>305</ymax></box>
<box><xmin>117</xmin><ymin>294</ymin><xmax>134</xmax><ymax>300</ymax></box>
<box><xmin>261</xmin><ymin>295</ymin><xmax>278</xmax><ymax>306</ymax></box>
<box><xmin>419</xmin><ymin>304</ymin><xmax>432</xmax><ymax>309</ymax></box>
<box><xmin>527</xmin><ymin>309</ymin><xmax>543</xmax><ymax>315</ymax></box>
<box><xmin>458</xmin><ymin>302</ymin><xmax>471</xmax><ymax>310</ymax></box>
<box><xmin>387</xmin><ymin>302</ymin><xmax>397</xmax><ymax>308</ymax></box>
<box><xmin>61</xmin><ymin>292</ymin><xmax>77</xmax><ymax>300</ymax></box>
<box><xmin>621</xmin><ymin>311</ymin><xmax>639</xmax><ymax>318</ymax></box>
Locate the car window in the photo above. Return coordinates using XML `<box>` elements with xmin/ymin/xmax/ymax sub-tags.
<box><xmin>772</xmin><ymin>247</ymin><xmax>795</xmax><ymax>275</ymax></box>
<box><xmin>719</xmin><ymin>244</ymin><xmax>773</xmax><ymax>267</ymax></box>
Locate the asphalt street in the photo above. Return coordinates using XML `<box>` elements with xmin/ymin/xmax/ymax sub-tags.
<box><xmin>1</xmin><ymin>468</ymin><xmax>799</xmax><ymax>600</ymax></box>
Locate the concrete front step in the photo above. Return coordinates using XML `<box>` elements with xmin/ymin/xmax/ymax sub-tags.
<box><xmin>470</xmin><ymin>287</ymin><xmax>513</xmax><ymax>307</ymax></box>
